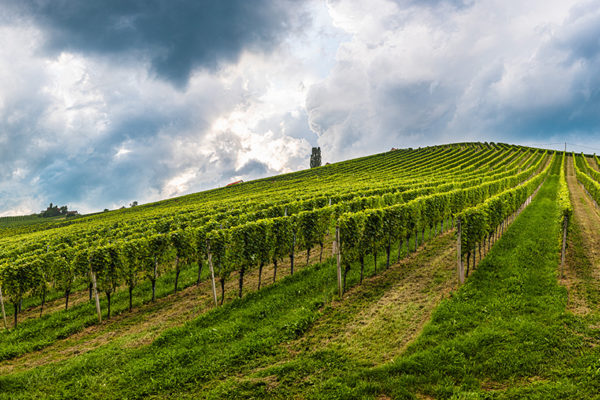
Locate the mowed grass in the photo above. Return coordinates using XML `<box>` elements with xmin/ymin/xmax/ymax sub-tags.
<box><xmin>0</xmin><ymin>258</ymin><xmax>339</xmax><ymax>399</ymax></box>
<box><xmin>325</xmin><ymin>173</ymin><xmax>600</xmax><ymax>399</ymax></box>
<box><xmin>205</xmin><ymin>230</ymin><xmax>458</xmax><ymax>399</ymax></box>
<box><xmin>3</xmin><ymin>168</ymin><xmax>600</xmax><ymax>399</ymax></box>
<box><xmin>199</xmin><ymin>168</ymin><xmax>600</xmax><ymax>399</ymax></box>
<box><xmin>0</xmin><ymin>216</ymin><xmax>445</xmax><ymax>366</ymax></box>
<box><xmin>0</xmin><ymin>261</ymin><xmax>204</xmax><ymax>361</ymax></box>
<box><xmin>0</xmin><ymin>219</ymin><xmax>454</xmax><ymax>398</ymax></box>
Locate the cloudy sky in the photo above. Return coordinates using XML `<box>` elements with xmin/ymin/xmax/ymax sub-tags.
<box><xmin>1</xmin><ymin>0</ymin><xmax>600</xmax><ymax>215</ymax></box>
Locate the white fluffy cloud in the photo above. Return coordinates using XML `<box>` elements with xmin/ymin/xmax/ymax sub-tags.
<box><xmin>0</xmin><ymin>1</ymin><xmax>340</xmax><ymax>215</ymax></box>
<box><xmin>2</xmin><ymin>0</ymin><xmax>600</xmax><ymax>215</ymax></box>
<box><xmin>308</xmin><ymin>0</ymin><xmax>600</xmax><ymax>162</ymax></box>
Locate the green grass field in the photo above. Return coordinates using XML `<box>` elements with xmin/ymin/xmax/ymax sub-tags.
<box><xmin>1</xmin><ymin>144</ymin><xmax>599</xmax><ymax>399</ymax></box>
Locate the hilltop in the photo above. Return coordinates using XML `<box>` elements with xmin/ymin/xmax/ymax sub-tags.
<box><xmin>0</xmin><ymin>142</ymin><xmax>599</xmax><ymax>399</ymax></box>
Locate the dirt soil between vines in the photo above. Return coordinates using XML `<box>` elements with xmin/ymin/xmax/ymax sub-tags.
<box><xmin>0</xmin><ymin>240</ymin><xmax>335</xmax><ymax>375</ymax></box>
<box><xmin>238</xmin><ymin>228</ymin><xmax>460</xmax><ymax>395</ymax></box>
<box><xmin>563</xmin><ymin>156</ymin><xmax>600</xmax><ymax>314</ymax></box>
<box><xmin>290</xmin><ymin>231</ymin><xmax>458</xmax><ymax>365</ymax></box>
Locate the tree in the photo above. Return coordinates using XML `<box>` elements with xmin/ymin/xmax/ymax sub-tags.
<box><xmin>53</xmin><ymin>247</ymin><xmax>77</xmax><ymax>310</ymax></box>
<box><xmin>122</xmin><ymin>239</ymin><xmax>145</xmax><ymax>311</ymax></box>
<box><xmin>229</xmin><ymin>223</ymin><xmax>258</xmax><ymax>298</ymax></box>
<box><xmin>41</xmin><ymin>203</ymin><xmax>61</xmax><ymax>217</ymax></box>
<box><xmin>170</xmin><ymin>230</ymin><xmax>193</xmax><ymax>293</ymax></box>
<box><xmin>29</xmin><ymin>255</ymin><xmax>50</xmax><ymax>317</ymax></box>
<box><xmin>315</xmin><ymin>208</ymin><xmax>332</xmax><ymax>263</ymax></box>
<box><xmin>310</xmin><ymin>147</ymin><xmax>322</xmax><ymax>168</ymax></box>
<box><xmin>289</xmin><ymin>216</ymin><xmax>298</xmax><ymax>275</ymax></box>
<box><xmin>90</xmin><ymin>245</ymin><xmax>121</xmax><ymax>319</ymax></box>
<box><xmin>381</xmin><ymin>206</ymin><xmax>400</xmax><ymax>268</ymax></box>
<box><xmin>406</xmin><ymin>201</ymin><xmax>422</xmax><ymax>251</ymax></box>
<box><xmin>363</xmin><ymin>209</ymin><xmax>384</xmax><ymax>274</ymax></box>
<box><xmin>422</xmin><ymin>195</ymin><xmax>441</xmax><ymax>239</ymax></box>
<box><xmin>146</xmin><ymin>234</ymin><xmax>171</xmax><ymax>302</ymax></box>
<box><xmin>394</xmin><ymin>204</ymin><xmax>410</xmax><ymax>262</ymax></box>
<box><xmin>297</xmin><ymin>211</ymin><xmax>319</xmax><ymax>266</ymax></box>
<box><xmin>270</xmin><ymin>217</ymin><xmax>293</xmax><ymax>282</ymax></box>
<box><xmin>73</xmin><ymin>248</ymin><xmax>96</xmax><ymax>307</ymax></box>
<box><xmin>192</xmin><ymin>227</ymin><xmax>208</xmax><ymax>286</ymax></box>
<box><xmin>207</xmin><ymin>229</ymin><xmax>228</xmax><ymax>305</ymax></box>
<box><xmin>460</xmin><ymin>207</ymin><xmax>488</xmax><ymax>276</ymax></box>
<box><xmin>339</xmin><ymin>212</ymin><xmax>366</xmax><ymax>291</ymax></box>
<box><xmin>1</xmin><ymin>259</ymin><xmax>36</xmax><ymax>328</ymax></box>
<box><xmin>255</xmin><ymin>220</ymin><xmax>273</xmax><ymax>290</ymax></box>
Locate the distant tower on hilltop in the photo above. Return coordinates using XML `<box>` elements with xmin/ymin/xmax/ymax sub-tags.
<box><xmin>310</xmin><ymin>147</ymin><xmax>322</xmax><ymax>168</ymax></box>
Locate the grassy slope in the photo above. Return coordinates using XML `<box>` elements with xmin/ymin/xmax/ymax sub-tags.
<box><xmin>563</xmin><ymin>155</ymin><xmax>600</xmax><ymax>311</ymax></box>
<box><xmin>0</xmin><ymin>220</ymin><xmax>456</xmax><ymax>399</ymax></box>
<box><xmin>0</xmin><ymin>239</ymin><xmax>336</xmax><ymax>375</ymax></box>
<box><xmin>186</xmin><ymin>162</ymin><xmax>598</xmax><ymax>400</ymax></box>
<box><xmin>332</xmin><ymin>169</ymin><xmax>600</xmax><ymax>399</ymax></box>
<box><xmin>191</xmin><ymin>163</ymin><xmax>598</xmax><ymax>399</ymax></box>
<box><xmin>0</xmin><ymin>215</ymin><xmax>67</xmax><ymax>229</ymax></box>
<box><xmin>0</xmin><ymin>261</ymin><xmax>205</xmax><ymax>361</ymax></box>
<box><xmin>2</xmin><ymin>151</ymin><xmax>600</xmax><ymax>399</ymax></box>
<box><xmin>0</xmin><ymin>258</ymin><xmax>340</xmax><ymax>399</ymax></box>
<box><xmin>199</xmin><ymin>228</ymin><xmax>458</xmax><ymax>400</ymax></box>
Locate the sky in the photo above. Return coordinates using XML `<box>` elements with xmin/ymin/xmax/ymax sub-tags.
<box><xmin>1</xmin><ymin>0</ymin><xmax>600</xmax><ymax>215</ymax></box>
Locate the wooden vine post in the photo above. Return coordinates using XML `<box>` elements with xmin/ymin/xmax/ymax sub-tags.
<box><xmin>560</xmin><ymin>216</ymin><xmax>568</xmax><ymax>278</ymax></box>
<box><xmin>335</xmin><ymin>225</ymin><xmax>343</xmax><ymax>297</ymax></box>
<box><xmin>207</xmin><ymin>250</ymin><xmax>218</xmax><ymax>307</ymax></box>
<box><xmin>457</xmin><ymin>217</ymin><xmax>465</xmax><ymax>285</ymax></box>
<box><xmin>0</xmin><ymin>285</ymin><xmax>7</xmax><ymax>330</ymax></box>
<box><xmin>290</xmin><ymin>232</ymin><xmax>296</xmax><ymax>275</ymax></box>
<box><xmin>89</xmin><ymin>264</ymin><xmax>102</xmax><ymax>324</ymax></box>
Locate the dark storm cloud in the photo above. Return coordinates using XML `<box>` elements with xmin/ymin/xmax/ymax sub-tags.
<box><xmin>307</xmin><ymin>0</ymin><xmax>600</xmax><ymax>161</ymax></box>
<box><xmin>7</xmin><ymin>0</ymin><xmax>304</xmax><ymax>86</ymax></box>
<box><xmin>377</xmin><ymin>81</ymin><xmax>456</xmax><ymax>134</ymax></box>
<box><xmin>37</xmin><ymin>143</ymin><xmax>164</xmax><ymax>207</ymax></box>
<box><xmin>495</xmin><ymin>6</ymin><xmax>600</xmax><ymax>140</ymax></box>
<box><xmin>236</xmin><ymin>159</ymin><xmax>270</xmax><ymax>176</ymax></box>
<box><xmin>255</xmin><ymin>110</ymin><xmax>317</xmax><ymax>143</ymax></box>
<box><xmin>0</xmin><ymin>0</ymin><xmax>315</xmax><ymax>214</ymax></box>
<box><xmin>391</xmin><ymin>0</ymin><xmax>472</xmax><ymax>8</ymax></box>
<box><xmin>556</xmin><ymin>2</ymin><xmax>600</xmax><ymax>63</ymax></box>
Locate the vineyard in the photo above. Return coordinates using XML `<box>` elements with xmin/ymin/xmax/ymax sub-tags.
<box><xmin>0</xmin><ymin>142</ymin><xmax>599</xmax><ymax>399</ymax></box>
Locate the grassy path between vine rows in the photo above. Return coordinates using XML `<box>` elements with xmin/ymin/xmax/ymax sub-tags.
<box><xmin>563</xmin><ymin>156</ymin><xmax>600</xmax><ymax>313</ymax></box>
<box><xmin>317</xmin><ymin>169</ymin><xmax>600</xmax><ymax>399</ymax></box>
<box><xmin>586</xmin><ymin>156</ymin><xmax>600</xmax><ymax>172</ymax></box>
<box><xmin>6</xmin><ymin>162</ymin><xmax>599</xmax><ymax>399</ymax></box>
<box><xmin>225</xmin><ymin>166</ymin><xmax>598</xmax><ymax>399</ymax></box>
<box><xmin>0</xmin><ymin>240</ymin><xmax>336</xmax><ymax>375</ymax></box>
<box><xmin>201</xmin><ymin>231</ymin><xmax>458</xmax><ymax>399</ymax></box>
<box><xmin>0</xmin><ymin>222</ymin><xmax>457</xmax><ymax>398</ymax></box>
<box><xmin>10</xmin><ymin>285</ymin><xmax>90</xmax><ymax>324</ymax></box>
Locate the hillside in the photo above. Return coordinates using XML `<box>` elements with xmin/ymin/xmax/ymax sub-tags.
<box><xmin>0</xmin><ymin>142</ymin><xmax>599</xmax><ymax>399</ymax></box>
<box><xmin>0</xmin><ymin>214</ymin><xmax>69</xmax><ymax>231</ymax></box>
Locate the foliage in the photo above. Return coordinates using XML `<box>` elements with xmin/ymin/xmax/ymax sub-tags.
<box><xmin>0</xmin><ymin>143</ymin><xmax>555</xmax><ymax>352</ymax></box>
